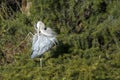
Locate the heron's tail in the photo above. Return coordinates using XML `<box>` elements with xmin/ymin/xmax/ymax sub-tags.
<box><xmin>55</xmin><ymin>39</ymin><xmax>59</xmax><ymax>45</ymax></box>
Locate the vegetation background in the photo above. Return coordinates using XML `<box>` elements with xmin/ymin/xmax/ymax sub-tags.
<box><xmin>0</xmin><ymin>0</ymin><xmax>120</xmax><ymax>80</ymax></box>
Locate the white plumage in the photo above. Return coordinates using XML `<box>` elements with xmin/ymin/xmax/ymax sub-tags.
<box><xmin>31</xmin><ymin>21</ymin><xmax>58</xmax><ymax>58</ymax></box>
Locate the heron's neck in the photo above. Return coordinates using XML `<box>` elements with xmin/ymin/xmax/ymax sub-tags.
<box><xmin>37</xmin><ymin>29</ymin><xmax>40</xmax><ymax>37</ymax></box>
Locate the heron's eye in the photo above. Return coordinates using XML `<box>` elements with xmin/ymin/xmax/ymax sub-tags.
<box><xmin>44</xmin><ymin>27</ymin><xmax>47</xmax><ymax>30</ymax></box>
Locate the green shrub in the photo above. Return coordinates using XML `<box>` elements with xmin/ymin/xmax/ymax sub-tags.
<box><xmin>0</xmin><ymin>0</ymin><xmax>120</xmax><ymax>80</ymax></box>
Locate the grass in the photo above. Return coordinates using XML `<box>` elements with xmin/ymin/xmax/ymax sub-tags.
<box><xmin>0</xmin><ymin>0</ymin><xmax>120</xmax><ymax>80</ymax></box>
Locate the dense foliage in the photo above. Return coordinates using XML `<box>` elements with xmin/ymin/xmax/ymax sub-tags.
<box><xmin>0</xmin><ymin>0</ymin><xmax>120</xmax><ymax>80</ymax></box>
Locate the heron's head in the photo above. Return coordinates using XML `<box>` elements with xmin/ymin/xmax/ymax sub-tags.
<box><xmin>36</xmin><ymin>21</ymin><xmax>45</xmax><ymax>30</ymax></box>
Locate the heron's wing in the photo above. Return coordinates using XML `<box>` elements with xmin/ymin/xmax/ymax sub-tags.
<box><xmin>41</xmin><ymin>27</ymin><xmax>56</xmax><ymax>37</ymax></box>
<box><xmin>31</xmin><ymin>34</ymin><xmax>57</xmax><ymax>58</ymax></box>
<box><xmin>47</xmin><ymin>27</ymin><xmax>56</xmax><ymax>36</ymax></box>
<box><xmin>32</xmin><ymin>34</ymin><xmax>38</xmax><ymax>50</ymax></box>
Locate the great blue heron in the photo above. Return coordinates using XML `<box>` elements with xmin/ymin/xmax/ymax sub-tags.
<box><xmin>31</xmin><ymin>21</ymin><xmax>58</xmax><ymax>67</ymax></box>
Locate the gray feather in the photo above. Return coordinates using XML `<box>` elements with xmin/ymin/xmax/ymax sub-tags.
<box><xmin>31</xmin><ymin>33</ymin><xmax>57</xmax><ymax>58</ymax></box>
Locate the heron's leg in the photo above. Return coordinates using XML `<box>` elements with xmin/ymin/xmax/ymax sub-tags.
<box><xmin>25</xmin><ymin>32</ymin><xmax>34</xmax><ymax>40</ymax></box>
<box><xmin>40</xmin><ymin>58</ymin><xmax>42</xmax><ymax>68</ymax></box>
<box><xmin>29</xmin><ymin>32</ymin><xmax>34</xmax><ymax>36</ymax></box>
<box><xmin>13</xmin><ymin>32</ymin><xmax>34</xmax><ymax>53</ymax></box>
